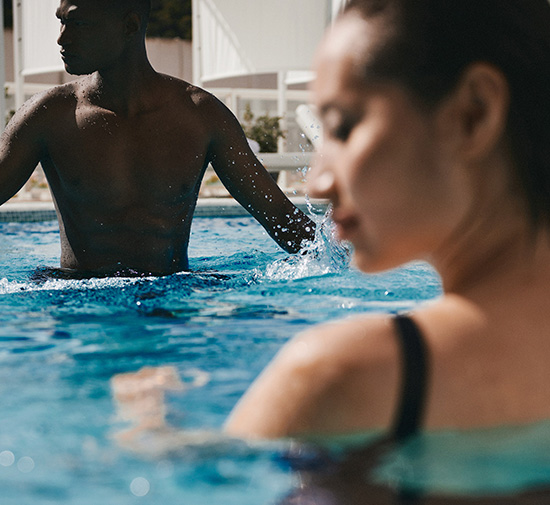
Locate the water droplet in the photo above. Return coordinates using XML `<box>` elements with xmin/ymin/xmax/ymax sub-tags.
<box><xmin>0</xmin><ymin>451</ymin><xmax>15</xmax><ymax>467</ymax></box>
<box><xmin>17</xmin><ymin>456</ymin><xmax>34</xmax><ymax>473</ymax></box>
<box><xmin>130</xmin><ymin>477</ymin><xmax>150</xmax><ymax>497</ymax></box>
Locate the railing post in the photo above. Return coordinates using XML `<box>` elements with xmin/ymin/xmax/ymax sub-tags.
<box><xmin>13</xmin><ymin>0</ymin><xmax>24</xmax><ymax>109</ymax></box>
<box><xmin>0</xmin><ymin>1</ymin><xmax>6</xmax><ymax>127</ymax></box>
<box><xmin>191</xmin><ymin>0</ymin><xmax>202</xmax><ymax>86</ymax></box>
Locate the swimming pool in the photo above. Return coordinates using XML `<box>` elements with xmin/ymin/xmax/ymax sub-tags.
<box><xmin>1</xmin><ymin>214</ymin><xmax>549</xmax><ymax>504</ymax></box>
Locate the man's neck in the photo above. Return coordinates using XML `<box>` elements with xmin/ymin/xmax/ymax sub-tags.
<box><xmin>88</xmin><ymin>47</ymin><xmax>159</xmax><ymax>117</ymax></box>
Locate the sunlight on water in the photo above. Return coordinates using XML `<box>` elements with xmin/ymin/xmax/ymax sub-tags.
<box><xmin>0</xmin><ymin>217</ymin><xmax>445</xmax><ymax>505</ymax></box>
<box><xmin>0</xmin><ymin>274</ymin><xmax>149</xmax><ymax>295</ymax></box>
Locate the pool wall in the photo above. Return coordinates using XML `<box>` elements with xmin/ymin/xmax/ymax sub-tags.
<box><xmin>0</xmin><ymin>197</ymin><xmax>329</xmax><ymax>223</ymax></box>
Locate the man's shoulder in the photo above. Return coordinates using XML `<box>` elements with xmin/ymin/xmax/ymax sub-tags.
<box><xmin>24</xmin><ymin>80</ymin><xmax>82</xmax><ymax>110</ymax></box>
<box><xmin>5</xmin><ymin>80</ymin><xmax>82</xmax><ymax>131</ymax></box>
<box><xmin>159</xmin><ymin>75</ymin><xmax>228</xmax><ymax>113</ymax></box>
<box><xmin>187</xmin><ymin>84</ymin><xmax>218</xmax><ymax>106</ymax></box>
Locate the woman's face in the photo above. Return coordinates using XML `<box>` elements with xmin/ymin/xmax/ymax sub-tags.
<box><xmin>309</xmin><ymin>15</ymin><xmax>470</xmax><ymax>273</ymax></box>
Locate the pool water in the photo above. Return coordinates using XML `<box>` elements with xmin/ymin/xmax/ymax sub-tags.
<box><xmin>2</xmin><ymin>215</ymin><xmax>548</xmax><ymax>504</ymax></box>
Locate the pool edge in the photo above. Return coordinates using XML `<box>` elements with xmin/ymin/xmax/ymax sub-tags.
<box><xmin>0</xmin><ymin>197</ymin><xmax>329</xmax><ymax>223</ymax></box>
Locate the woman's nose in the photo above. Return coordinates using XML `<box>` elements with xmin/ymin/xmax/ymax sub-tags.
<box><xmin>306</xmin><ymin>154</ymin><xmax>336</xmax><ymax>200</ymax></box>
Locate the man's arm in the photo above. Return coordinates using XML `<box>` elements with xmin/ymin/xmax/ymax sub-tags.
<box><xmin>203</xmin><ymin>95</ymin><xmax>316</xmax><ymax>253</ymax></box>
<box><xmin>0</xmin><ymin>94</ymin><xmax>49</xmax><ymax>205</ymax></box>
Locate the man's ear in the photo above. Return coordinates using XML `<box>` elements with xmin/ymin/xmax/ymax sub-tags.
<box><xmin>124</xmin><ymin>12</ymin><xmax>142</xmax><ymax>39</ymax></box>
<box><xmin>440</xmin><ymin>63</ymin><xmax>510</xmax><ymax>161</ymax></box>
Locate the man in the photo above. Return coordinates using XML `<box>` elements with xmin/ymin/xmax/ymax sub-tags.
<box><xmin>0</xmin><ymin>0</ymin><xmax>315</xmax><ymax>276</ymax></box>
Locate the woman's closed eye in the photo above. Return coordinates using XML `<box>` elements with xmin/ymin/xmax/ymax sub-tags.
<box><xmin>323</xmin><ymin>109</ymin><xmax>358</xmax><ymax>142</ymax></box>
<box><xmin>331</xmin><ymin>121</ymin><xmax>355</xmax><ymax>142</ymax></box>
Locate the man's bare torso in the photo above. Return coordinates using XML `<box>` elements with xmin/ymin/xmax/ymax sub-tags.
<box><xmin>38</xmin><ymin>74</ymin><xmax>216</xmax><ymax>274</ymax></box>
<box><xmin>0</xmin><ymin>0</ymin><xmax>316</xmax><ymax>276</ymax></box>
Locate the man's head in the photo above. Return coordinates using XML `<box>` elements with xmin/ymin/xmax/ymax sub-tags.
<box><xmin>56</xmin><ymin>0</ymin><xmax>151</xmax><ymax>75</ymax></box>
<box><xmin>107</xmin><ymin>0</ymin><xmax>151</xmax><ymax>34</ymax></box>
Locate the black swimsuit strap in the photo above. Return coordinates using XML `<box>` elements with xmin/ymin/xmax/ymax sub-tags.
<box><xmin>278</xmin><ymin>314</ymin><xmax>432</xmax><ymax>505</ymax></box>
<box><xmin>391</xmin><ymin>314</ymin><xmax>430</xmax><ymax>440</ymax></box>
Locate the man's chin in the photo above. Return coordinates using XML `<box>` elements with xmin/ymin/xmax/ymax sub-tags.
<box><xmin>65</xmin><ymin>68</ymin><xmax>91</xmax><ymax>76</ymax></box>
<box><xmin>63</xmin><ymin>63</ymin><xmax>92</xmax><ymax>76</ymax></box>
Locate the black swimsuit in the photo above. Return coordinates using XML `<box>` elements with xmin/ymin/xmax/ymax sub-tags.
<box><xmin>391</xmin><ymin>314</ymin><xmax>430</xmax><ymax>440</ymax></box>
<box><xmin>281</xmin><ymin>314</ymin><xmax>550</xmax><ymax>505</ymax></box>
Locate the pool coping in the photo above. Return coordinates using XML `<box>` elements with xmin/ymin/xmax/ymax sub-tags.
<box><xmin>0</xmin><ymin>197</ymin><xmax>329</xmax><ymax>223</ymax></box>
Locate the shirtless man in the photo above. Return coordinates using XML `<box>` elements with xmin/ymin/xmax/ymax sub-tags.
<box><xmin>0</xmin><ymin>0</ymin><xmax>316</xmax><ymax>276</ymax></box>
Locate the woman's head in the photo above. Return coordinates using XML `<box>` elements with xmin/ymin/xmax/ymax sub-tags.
<box><xmin>309</xmin><ymin>0</ymin><xmax>550</xmax><ymax>272</ymax></box>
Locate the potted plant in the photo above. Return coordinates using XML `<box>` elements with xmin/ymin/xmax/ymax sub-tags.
<box><xmin>242</xmin><ymin>103</ymin><xmax>286</xmax><ymax>180</ymax></box>
<box><xmin>242</xmin><ymin>103</ymin><xmax>286</xmax><ymax>153</ymax></box>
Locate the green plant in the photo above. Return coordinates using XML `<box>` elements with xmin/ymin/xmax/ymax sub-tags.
<box><xmin>148</xmin><ymin>0</ymin><xmax>192</xmax><ymax>39</ymax></box>
<box><xmin>242</xmin><ymin>103</ymin><xmax>286</xmax><ymax>153</ymax></box>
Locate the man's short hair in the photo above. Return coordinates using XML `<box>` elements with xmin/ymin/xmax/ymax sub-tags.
<box><xmin>110</xmin><ymin>0</ymin><xmax>151</xmax><ymax>26</ymax></box>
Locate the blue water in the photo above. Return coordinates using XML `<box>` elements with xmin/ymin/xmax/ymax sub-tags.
<box><xmin>2</xmin><ymin>215</ymin><xmax>547</xmax><ymax>503</ymax></box>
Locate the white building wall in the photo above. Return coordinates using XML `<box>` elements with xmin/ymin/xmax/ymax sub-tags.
<box><xmin>3</xmin><ymin>29</ymin><xmax>194</xmax><ymax>84</ymax></box>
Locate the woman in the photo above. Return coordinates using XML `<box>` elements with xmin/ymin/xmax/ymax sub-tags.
<box><xmin>112</xmin><ymin>0</ymin><xmax>550</xmax><ymax>500</ymax></box>
<box><xmin>224</xmin><ymin>0</ymin><xmax>550</xmax><ymax>500</ymax></box>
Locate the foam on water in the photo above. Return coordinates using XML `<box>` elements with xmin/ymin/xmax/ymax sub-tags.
<box><xmin>262</xmin><ymin>205</ymin><xmax>352</xmax><ymax>281</ymax></box>
<box><xmin>0</xmin><ymin>274</ymin><xmax>150</xmax><ymax>294</ymax></box>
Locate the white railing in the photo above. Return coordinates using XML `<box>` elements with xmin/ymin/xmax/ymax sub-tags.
<box><xmin>4</xmin><ymin>83</ymin><xmax>314</xmax><ymax>154</ymax></box>
<box><xmin>204</xmin><ymin>87</ymin><xmax>311</xmax><ymax>111</ymax></box>
<box><xmin>5</xmin><ymin>83</ymin><xmax>316</xmax><ymax>198</ymax></box>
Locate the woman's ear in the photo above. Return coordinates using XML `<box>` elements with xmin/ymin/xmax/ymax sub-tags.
<box><xmin>440</xmin><ymin>63</ymin><xmax>510</xmax><ymax>161</ymax></box>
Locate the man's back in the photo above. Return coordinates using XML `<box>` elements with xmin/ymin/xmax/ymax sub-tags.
<box><xmin>1</xmin><ymin>73</ymin><xmax>314</xmax><ymax>275</ymax></box>
<box><xmin>0</xmin><ymin>0</ymin><xmax>315</xmax><ymax>276</ymax></box>
<box><xmin>38</xmin><ymin>74</ymin><xmax>212</xmax><ymax>274</ymax></box>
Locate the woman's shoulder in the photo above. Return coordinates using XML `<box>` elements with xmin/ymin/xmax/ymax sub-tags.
<box><xmin>230</xmin><ymin>313</ymin><xmax>407</xmax><ymax>437</ymax></box>
<box><xmin>224</xmin><ymin>313</ymin><xmax>402</xmax><ymax>438</ymax></box>
<box><xmin>225</xmin><ymin>297</ymin><xmax>494</xmax><ymax>439</ymax></box>
<box><xmin>293</xmin><ymin>312</ymin><xmax>401</xmax><ymax>363</ymax></box>
<box><xmin>292</xmin><ymin>295</ymin><xmax>484</xmax><ymax>364</ymax></box>
<box><xmin>269</xmin><ymin>296</ymin><xmax>489</xmax><ymax>433</ymax></box>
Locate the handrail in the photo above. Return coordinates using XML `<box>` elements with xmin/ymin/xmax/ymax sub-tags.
<box><xmin>4</xmin><ymin>82</ymin><xmax>311</xmax><ymax>106</ymax></box>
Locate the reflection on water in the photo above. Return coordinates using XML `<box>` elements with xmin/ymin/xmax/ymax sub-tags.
<box><xmin>0</xmin><ymin>215</ymin><xmax>483</xmax><ymax>505</ymax></box>
<box><xmin>2</xmin><ymin>215</ymin><xmax>550</xmax><ymax>503</ymax></box>
<box><xmin>276</xmin><ymin>421</ymin><xmax>550</xmax><ymax>504</ymax></box>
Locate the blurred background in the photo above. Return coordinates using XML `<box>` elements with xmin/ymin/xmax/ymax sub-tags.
<box><xmin>0</xmin><ymin>0</ymin><xmax>347</xmax><ymax>199</ymax></box>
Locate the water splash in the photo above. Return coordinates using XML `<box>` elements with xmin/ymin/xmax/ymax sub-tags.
<box><xmin>262</xmin><ymin>204</ymin><xmax>351</xmax><ymax>281</ymax></box>
<box><xmin>0</xmin><ymin>273</ymin><xmax>151</xmax><ymax>295</ymax></box>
